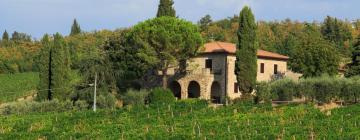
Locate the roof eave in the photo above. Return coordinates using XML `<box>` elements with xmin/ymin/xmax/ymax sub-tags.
<box><xmin>199</xmin><ymin>52</ymin><xmax>289</xmax><ymax>61</ymax></box>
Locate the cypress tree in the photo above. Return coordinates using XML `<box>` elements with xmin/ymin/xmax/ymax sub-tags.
<box><xmin>70</xmin><ymin>19</ymin><xmax>81</xmax><ymax>36</ymax></box>
<box><xmin>321</xmin><ymin>16</ymin><xmax>352</xmax><ymax>56</ymax></box>
<box><xmin>345</xmin><ymin>37</ymin><xmax>360</xmax><ymax>77</ymax></box>
<box><xmin>156</xmin><ymin>0</ymin><xmax>176</xmax><ymax>17</ymax></box>
<box><xmin>199</xmin><ymin>14</ymin><xmax>212</xmax><ymax>32</ymax></box>
<box><xmin>10</xmin><ymin>31</ymin><xmax>31</xmax><ymax>42</ymax></box>
<box><xmin>2</xmin><ymin>30</ymin><xmax>9</xmax><ymax>41</ymax></box>
<box><xmin>235</xmin><ymin>6</ymin><xmax>257</xmax><ymax>94</ymax></box>
<box><xmin>37</xmin><ymin>33</ymin><xmax>72</xmax><ymax>101</ymax></box>
<box><xmin>51</xmin><ymin>33</ymin><xmax>71</xmax><ymax>100</ymax></box>
<box><xmin>37</xmin><ymin>34</ymin><xmax>53</xmax><ymax>101</ymax></box>
<box><xmin>11</xmin><ymin>31</ymin><xmax>20</xmax><ymax>41</ymax></box>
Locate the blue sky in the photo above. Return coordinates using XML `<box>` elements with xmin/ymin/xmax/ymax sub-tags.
<box><xmin>0</xmin><ymin>0</ymin><xmax>359</xmax><ymax>39</ymax></box>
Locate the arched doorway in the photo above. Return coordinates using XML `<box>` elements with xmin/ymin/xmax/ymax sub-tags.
<box><xmin>211</xmin><ymin>81</ymin><xmax>222</xmax><ymax>104</ymax></box>
<box><xmin>169</xmin><ymin>81</ymin><xmax>181</xmax><ymax>99</ymax></box>
<box><xmin>188</xmin><ymin>81</ymin><xmax>200</xmax><ymax>98</ymax></box>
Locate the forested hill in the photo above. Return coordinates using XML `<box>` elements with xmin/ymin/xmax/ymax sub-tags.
<box><xmin>199</xmin><ymin>15</ymin><xmax>357</xmax><ymax>60</ymax></box>
<box><xmin>0</xmin><ymin>15</ymin><xmax>359</xmax><ymax>75</ymax></box>
<box><xmin>0</xmin><ymin>29</ymin><xmax>120</xmax><ymax>74</ymax></box>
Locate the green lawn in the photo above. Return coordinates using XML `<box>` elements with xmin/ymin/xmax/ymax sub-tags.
<box><xmin>0</xmin><ymin>72</ymin><xmax>39</xmax><ymax>103</ymax></box>
<box><xmin>0</xmin><ymin>101</ymin><xmax>359</xmax><ymax>139</ymax></box>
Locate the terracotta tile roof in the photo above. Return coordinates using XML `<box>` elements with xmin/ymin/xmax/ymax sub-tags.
<box><xmin>203</xmin><ymin>41</ymin><xmax>289</xmax><ymax>60</ymax></box>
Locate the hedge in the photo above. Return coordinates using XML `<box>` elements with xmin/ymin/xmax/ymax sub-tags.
<box><xmin>148</xmin><ymin>87</ymin><xmax>176</xmax><ymax>105</ymax></box>
<box><xmin>255</xmin><ymin>76</ymin><xmax>360</xmax><ymax>104</ymax></box>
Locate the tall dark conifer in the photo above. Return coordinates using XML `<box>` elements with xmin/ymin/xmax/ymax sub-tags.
<box><xmin>199</xmin><ymin>15</ymin><xmax>212</xmax><ymax>32</ymax></box>
<box><xmin>345</xmin><ymin>36</ymin><xmax>360</xmax><ymax>77</ymax></box>
<box><xmin>37</xmin><ymin>33</ymin><xmax>72</xmax><ymax>101</ymax></box>
<box><xmin>51</xmin><ymin>33</ymin><xmax>71</xmax><ymax>100</ymax></box>
<box><xmin>37</xmin><ymin>34</ymin><xmax>53</xmax><ymax>101</ymax></box>
<box><xmin>70</xmin><ymin>19</ymin><xmax>81</xmax><ymax>36</ymax></box>
<box><xmin>321</xmin><ymin>16</ymin><xmax>352</xmax><ymax>56</ymax></box>
<box><xmin>156</xmin><ymin>0</ymin><xmax>176</xmax><ymax>17</ymax></box>
<box><xmin>2</xmin><ymin>30</ymin><xmax>9</xmax><ymax>41</ymax></box>
<box><xmin>235</xmin><ymin>6</ymin><xmax>257</xmax><ymax>94</ymax></box>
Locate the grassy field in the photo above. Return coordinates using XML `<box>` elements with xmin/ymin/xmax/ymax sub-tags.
<box><xmin>0</xmin><ymin>101</ymin><xmax>359</xmax><ymax>139</ymax></box>
<box><xmin>0</xmin><ymin>72</ymin><xmax>39</xmax><ymax>103</ymax></box>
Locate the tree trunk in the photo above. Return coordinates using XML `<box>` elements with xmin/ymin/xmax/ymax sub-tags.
<box><xmin>162</xmin><ymin>69</ymin><xmax>168</xmax><ymax>89</ymax></box>
<box><xmin>179</xmin><ymin>59</ymin><xmax>186</xmax><ymax>74</ymax></box>
<box><xmin>355</xmin><ymin>95</ymin><xmax>357</xmax><ymax>104</ymax></box>
<box><xmin>48</xmin><ymin>50</ymin><xmax>52</xmax><ymax>100</ymax></box>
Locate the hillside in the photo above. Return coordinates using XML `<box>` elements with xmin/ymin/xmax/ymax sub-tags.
<box><xmin>0</xmin><ymin>72</ymin><xmax>38</xmax><ymax>104</ymax></box>
<box><xmin>0</xmin><ymin>101</ymin><xmax>359</xmax><ymax>139</ymax></box>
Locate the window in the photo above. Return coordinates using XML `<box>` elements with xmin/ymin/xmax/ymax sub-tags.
<box><xmin>260</xmin><ymin>63</ymin><xmax>265</xmax><ymax>73</ymax></box>
<box><xmin>205</xmin><ymin>59</ymin><xmax>212</xmax><ymax>71</ymax></box>
<box><xmin>274</xmin><ymin>64</ymin><xmax>278</xmax><ymax>74</ymax></box>
<box><xmin>234</xmin><ymin>83</ymin><xmax>239</xmax><ymax>93</ymax></box>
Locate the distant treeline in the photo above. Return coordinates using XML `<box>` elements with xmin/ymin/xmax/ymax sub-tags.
<box><xmin>0</xmin><ymin>29</ymin><xmax>119</xmax><ymax>74</ymax></box>
<box><xmin>0</xmin><ymin>15</ymin><xmax>359</xmax><ymax>74</ymax></box>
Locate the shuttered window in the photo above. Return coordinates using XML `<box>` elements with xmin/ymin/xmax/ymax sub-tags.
<box><xmin>260</xmin><ymin>63</ymin><xmax>265</xmax><ymax>73</ymax></box>
<box><xmin>234</xmin><ymin>83</ymin><xmax>239</xmax><ymax>93</ymax></box>
<box><xmin>205</xmin><ymin>59</ymin><xmax>212</xmax><ymax>71</ymax></box>
<box><xmin>274</xmin><ymin>64</ymin><xmax>278</xmax><ymax>74</ymax></box>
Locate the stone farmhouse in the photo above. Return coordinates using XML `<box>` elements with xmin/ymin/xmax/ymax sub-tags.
<box><xmin>167</xmin><ymin>41</ymin><xmax>290</xmax><ymax>104</ymax></box>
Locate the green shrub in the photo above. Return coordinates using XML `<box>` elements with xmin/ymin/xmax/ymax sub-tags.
<box><xmin>341</xmin><ymin>76</ymin><xmax>360</xmax><ymax>104</ymax></box>
<box><xmin>255</xmin><ymin>82</ymin><xmax>272</xmax><ymax>103</ymax></box>
<box><xmin>0</xmin><ymin>99</ymin><xmax>87</xmax><ymax>115</ymax></box>
<box><xmin>122</xmin><ymin>89</ymin><xmax>149</xmax><ymax>106</ymax></box>
<box><xmin>97</xmin><ymin>94</ymin><xmax>116</xmax><ymax>109</ymax></box>
<box><xmin>298</xmin><ymin>75</ymin><xmax>348</xmax><ymax>104</ymax></box>
<box><xmin>340</xmin><ymin>78</ymin><xmax>352</xmax><ymax>104</ymax></box>
<box><xmin>148</xmin><ymin>87</ymin><xmax>176</xmax><ymax>105</ymax></box>
<box><xmin>298</xmin><ymin>78</ymin><xmax>316</xmax><ymax>101</ymax></box>
<box><xmin>231</xmin><ymin>95</ymin><xmax>255</xmax><ymax>106</ymax></box>
<box><xmin>74</xmin><ymin>100</ymin><xmax>89</xmax><ymax>110</ymax></box>
<box><xmin>351</xmin><ymin>77</ymin><xmax>360</xmax><ymax>103</ymax></box>
<box><xmin>174</xmin><ymin>99</ymin><xmax>208</xmax><ymax>110</ymax></box>
<box><xmin>270</xmin><ymin>78</ymin><xmax>297</xmax><ymax>101</ymax></box>
<box><xmin>74</xmin><ymin>87</ymin><xmax>116</xmax><ymax>109</ymax></box>
<box><xmin>301</xmin><ymin>75</ymin><xmax>342</xmax><ymax>104</ymax></box>
<box><xmin>256</xmin><ymin>75</ymin><xmax>358</xmax><ymax>104</ymax></box>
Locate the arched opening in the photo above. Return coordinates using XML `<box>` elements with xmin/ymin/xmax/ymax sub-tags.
<box><xmin>211</xmin><ymin>81</ymin><xmax>222</xmax><ymax>104</ymax></box>
<box><xmin>169</xmin><ymin>81</ymin><xmax>181</xmax><ymax>99</ymax></box>
<box><xmin>188</xmin><ymin>81</ymin><xmax>200</xmax><ymax>98</ymax></box>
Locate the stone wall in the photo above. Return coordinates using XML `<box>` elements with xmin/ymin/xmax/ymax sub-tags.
<box><xmin>256</xmin><ymin>58</ymin><xmax>287</xmax><ymax>81</ymax></box>
<box><xmin>226</xmin><ymin>55</ymin><xmax>288</xmax><ymax>99</ymax></box>
<box><xmin>168</xmin><ymin>53</ymin><xmax>227</xmax><ymax>102</ymax></box>
<box><xmin>168</xmin><ymin>53</ymin><xmax>289</xmax><ymax>102</ymax></box>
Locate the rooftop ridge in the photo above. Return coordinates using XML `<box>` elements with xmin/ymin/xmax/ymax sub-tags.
<box><xmin>203</xmin><ymin>41</ymin><xmax>289</xmax><ymax>60</ymax></box>
<box><xmin>215</xmin><ymin>41</ymin><xmax>227</xmax><ymax>51</ymax></box>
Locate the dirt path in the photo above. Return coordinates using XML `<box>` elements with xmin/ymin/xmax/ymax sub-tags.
<box><xmin>315</xmin><ymin>102</ymin><xmax>341</xmax><ymax>112</ymax></box>
<box><xmin>0</xmin><ymin>91</ymin><xmax>36</xmax><ymax>111</ymax></box>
